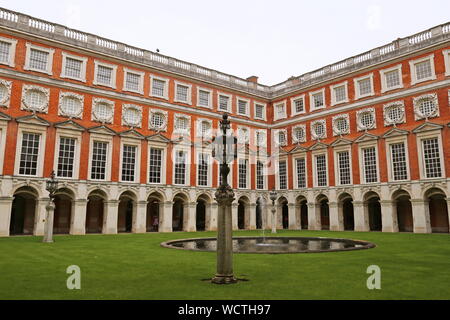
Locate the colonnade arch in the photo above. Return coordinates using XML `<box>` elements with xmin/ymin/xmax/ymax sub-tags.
<box><xmin>424</xmin><ymin>188</ymin><xmax>449</xmax><ymax>233</ymax></box>
<box><xmin>364</xmin><ymin>191</ymin><xmax>382</xmax><ymax>231</ymax></box>
<box><xmin>9</xmin><ymin>186</ymin><xmax>39</xmax><ymax>235</ymax></box>
<box><xmin>53</xmin><ymin>188</ymin><xmax>75</xmax><ymax>234</ymax></box>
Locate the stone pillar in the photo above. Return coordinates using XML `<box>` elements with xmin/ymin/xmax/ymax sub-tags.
<box><xmin>185</xmin><ymin>202</ymin><xmax>197</xmax><ymax>232</ymax></box>
<box><xmin>70</xmin><ymin>199</ymin><xmax>87</xmax><ymax>235</ymax></box>
<box><xmin>411</xmin><ymin>199</ymin><xmax>431</xmax><ymax>234</ymax></box>
<box><xmin>308</xmin><ymin>202</ymin><xmax>321</xmax><ymax>230</ymax></box>
<box><xmin>354</xmin><ymin>201</ymin><xmax>369</xmax><ymax>232</ymax></box>
<box><xmin>103</xmin><ymin>200</ymin><xmax>119</xmax><ymax>234</ymax></box>
<box><xmin>231</xmin><ymin>202</ymin><xmax>238</xmax><ymax>230</ymax></box>
<box><xmin>133</xmin><ymin>200</ymin><xmax>148</xmax><ymax>233</ymax></box>
<box><xmin>43</xmin><ymin>200</ymin><xmax>55</xmax><ymax>243</ymax></box>
<box><xmin>34</xmin><ymin>198</ymin><xmax>49</xmax><ymax>236</ymax></box>
<box><xmin>329</xmin><ymin>201</ymin><xmax>342</xmax><ymax>231</ymax></box>
<box><xmin>208</xmin><ymin>202</ymin><xmax>218</xmax><ymax>231</ymax></box>
<box><xmin>249</xmin><ymin>203</ymin><xmax>256</xmax><ymax>230</ymax></box>
<box><xmin>276</xmin><ymin>204</ymin><xmax>283</xmax><ymax>229</ymax></box>
<box><xmin>288</xmin><ymin>203</ymin><xmax>296</xmax><ymax>230</ymax></box>
<box><xmin>0</xmin><ymin>196</ymin><xmax>13</xmax><ymax>237</ymax></box>
<box><xmin>380</xmin><ymin>200</ymin><xmax>398</xmax><ymax>232</ymax></box>
<box><xmin>295</xmin><ymin>204</ymin><xmax>301</xmax><ymax>230</ymax></box>
<box><xmin>159</xmin><ymin>201</ymin><xmax>173</xmax><ymax>232</ymax></box>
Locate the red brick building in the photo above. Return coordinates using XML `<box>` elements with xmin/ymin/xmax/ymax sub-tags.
<box><xmin>0</xmin><ymin>8</ymin><xmax>448</xmax><ymax>237</ymax></box>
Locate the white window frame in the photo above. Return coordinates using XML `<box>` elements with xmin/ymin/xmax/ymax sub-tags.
<box><xmin>409</xmin><ymin>54</ymin><xmax>436</xmax><ymax>85</ymax></box>
<box><xmin>148</xmin><ymin>143</ymin><xmax>167</xmax><ymax>185</ymax></box>
<box><xmin>93</xmin><ymin>60</ymin><xmax>117</xmax><ymax>89</ymax></box>
<box><xmin>358</xmin><ymin>141</ymin><xmax>380</xmax><ymax>184</ymax></box>
<box><xmin>123</xmin><ymin>68</ymin><xmax>145</xmax><ymax>94</ymax></box>
<box><xmin>254</xmin><ymin>102</ymin><xmax>267</xmax><ymax>120</ymax></box>
<box><xmin>290</xmin><ymin>94</ymin><xmax>306</xmax><ymax>116</ymax></box>
<box><xmin>149</xmin><ymin>75</ymin><xmax>169</xmax><ymax>100</ymax></box>
<box><xmin>380</xmin><ymin>64</ymin><xmax>403</xmax><ymax>93</ymax></box>
<box><xmin>292</xmin><ymin>124</ymin><xmax>306</xmax><ymax>144</ymax></box>
<box><xmin>385</xmin><ymin>136</ymin><xmax>410</xmax><ymax>182</ymax></box>
<box><xmin>60</xmin><ymin>52</ymin><xmax>87</xmax><ymax>82</ymax></box>
<box><xmin>330</xmin><ymin>81</ymin><xmax>349</xmax><ymax>106</ymax></box>
<box><xmin>0</xmin><ymin>121</ymin><xmax>8</xmax><ymax>174</ymax></box>
<box><xmin>236</xmin><ymin>97</ymin><xmax>250</xmax><ymax>117</ymax></box>
<box><xmin>119</xmin><ymin>138</ymin><xmax>141</xmax><ymax>183</ymax></box>
<box><xmin>196</xmin><ymin>118</ymin><xmax>213</xmax><ymax>140</ymax></box>
<box><xmin>309</xmin><ymin>88</ymin><xmax>326</xmax><ymax>111</ymax></box>
<box><xmin>0</xmin><ymin>36</ymin><xmax>17</xmax><ymax>67</ymax></box>
<box><xmin>237</xmin><ymin>126</ymin><xmax>250</xmax><ymax>145</ymax></box>
<box><xmin>24</xmin><ymin>43</ymin><xmax>54</xmax><ymax>75</ymax></box>
<box><xmin>274</xmin><ymin>129</ymin><xmax>288</xmax><ymax>146</ymax></box>
<box><xmin>333</xmin><ymin>145</ymin><xmax>353</xmax><ymax>186</ymax></box>
<box><xmin>273</xmin><ymin>100</ymin><xmax>287</xmax><ymax>121</ymax></box>
<box><xmin>217</xmin><ymin>92</ymin><xmax>232</xmax><ymax>112</ymax></box>
<box><xmin>196</xmin><ymin>87</ymin><xmax>213</xmax><ymax>109</ymax></box>
<box><xmin>415</xmin><ymin>130</ymin><xmax>445</xmax><ymax>180</ymax></box>
<box><xmin>172</xmin><ymin>147</ymin><xmax>191</xmax><ymax>186</ymax></box>
<box><xmin>293</xmin><ymin>155</ymin><xmax>308</xmax><ymax>189</ymax></box>
<box><xmin>173</xmin><ymin>113</ymin><xmax>191</xmax><ymax>136</ymax></box>
<box><xmin>312</xmin><ymin>151</ymin><xmax>328</xmax><ymax>187</ymax></box>
<box><xmin>354</xmin><ymin>73</ymin><xmax>374</xmax><ymax>99</ymax></box>
<box><xmin>88</xmin><ymin>134</ymin><xmax>113</xmax><ymax>181</ymax></box>
<box><xmin>14</xmin><ymin>124</ymin><xmax>47</xmax><ymax>177</ymax></box>
<box><xmin>255</xmin><ymin>158</ymin><xmax>267</xmax><ymax>190</ymax></box>
<box><xmin>196</xmin><ymin>150</ymin><xmax>212</xmax><ymax>187</ymax></box>
<box><xmin>443</xmin><ymin>49</ymin><xmax>450</xmax><ymax>77</ymax></box>
<box><xmin>276</xmin><ymin>157</ymin><xmax>289</xmax><ymax>190</ymax></box>
<box><xmin>53</xmin><ymin>129</ymin><xmax>82</xmax><ymax>180</ymax></box>
<box><xmin>237</xmin><ymin>156</ymin><xmax>250</xmax><ymax>189</ymax></box>
<box><xmin>255</xmin><ymin>129</ymin><xmax>267</xmax><ymax>147</ymax></box>
<box><xmin>174</xmin><ymin>81</ymin><xmax>192</xmax><ymax>104</ymax></box>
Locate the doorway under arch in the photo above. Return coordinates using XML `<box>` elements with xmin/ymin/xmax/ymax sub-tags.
<box><xmin>10</xmin><ymin>186</ymin><xmax>39</xmax><ymax>235</ymax></box>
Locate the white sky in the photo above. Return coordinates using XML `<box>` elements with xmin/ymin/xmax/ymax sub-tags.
<box><xmin>1</xmin><ymin>0</ymin><xmax>450</xmax><ymax>85</ymax></box>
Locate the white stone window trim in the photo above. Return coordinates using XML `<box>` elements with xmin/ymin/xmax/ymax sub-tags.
<box><xmin>274</xmin><ymin>128</ymin><xmax>288</xmax><ymax>146</ymax></box>
<box><xmin>290</xmin><ymin>94</ymin><xmax>306</xmax><ymax>116</ymax></box>
<box><xmin>255</xmin><ymin>129</ymin><xmax>267</xmax><ymax>147</ymax></box>
<box><xmin>236</xmin><ymin>97</ymin><xmax>250</xmax><ymax>117</ymax></box>
<box><xmin>255</xmin><ymin>157</ymin><xmax>267</xmax><ymax>190</ymax></box>
<box><xmin>237</xmin><ymin>156</ymin><xmax>250</xmax><ymax>190</ymax></box>
<box><xmin>91</xmin><ymin>98</ymin><xmax>115</xmax><ymax>124</ymax></box>
<box><xmin>0</xmin><ymin>36</ymin><xmax>17</xmax><ymax>67</ymax></box>
<box><xmin>21</xmin><ymin>84</ymin><xmax>50</xmax><ymax>114</ymax></box>
<box><xmin>333</xmin><ymin>145</ymin><xmax>353</xmax><ymax>186</ymax></box>
<box><xmin>123</xmin><ymin>68</ymin><xmax>145</xmax><ymax>94</ymax></box>
<box><xmin>58</xmin><ymin>91</ymin><xmax>84</xmax><ymax>119</ymax></box>
<box><xmin>312</xmin><ymin>151</ymin><xmax>329</xmax><ymax>188</ymax></box>
<box><xmin>409</xmin><ymin>54</ymin><xmax>436</xmax><ymax>85</ymax></box>
<box><xmin>149</xmin><ymin>75</ymin><xmax>169</xmax><ymax>100</ymax></box>
<box><xmin>119</xmin><ymin>138</ymin><xmax>141</xmax><ymax>183</ymax></box>
<box><xmin>385</xmin><ymin>136</ymin><xmax>411</xmax><ymax>183</ymax></box>
<box><xmin>330</xmin><ymin>81</ymin><xmax>349</xmax><ymax>106</ymax></box>
<box><xmin>354</xmin><ymin>73</ymin><xmax>374</xmax><ymax>100</ymax></box>
<box><xmin>237</xmin><ymin>125</ymin><xmax>250</xmax><ymax>145</ymax></box>
<box><xmin>309</xmin><ymin>88</ymin><xmax>326</xmax><ymax>111</ymax></box>
<box><xmin>148</xmin><ymin>109</ymin><xmax>168</xmax><ymax>132</ymax></box>
<box><xmin>358</xmin><ymin>141</ymin><xmax>380</xmax><ymax>184</ymax></box>
<box><xmin>332</xmin><ymin>113</ymin><xmax>350</xmax><ymax>136</ymax></box>
<box><xmin>413</xmin><ymin>93</ymin><xmax>439</xmax><ymax>121</ymax></box>
<box><xmin>415</xmin><ymin>130</ymin><xmax>445</xmax><ymax>180</ymax></box>
<box><xmin>253</xmin><ymin>102</ymin><xmax>267</xmax><ymax>120</ymax></box>
<box><xmin>24</xmin><ymin>43</ymin><xmax>54</xmax><ymax>75</ymax></box>
<box><xmin>196</xmin><ymin>86</ymin><xmax>213</xmax><ymax>109</ymax></box>
<box><xmin>172</xmin><ymin>146</ymin><xmax>191</xmax><ymax>186</ymax></box>
<box><xmin>0</xmin><ymin>79</ymin><xmax>12</xmax><ymax>108</ymax></box>
<box><xmin>60</xmin><ymin>52</ymin><xmax>87</xmax><ymax>82</ymax></box>
<box><xmin>147</xmin><ymin>143</ymin><xmax>167</xmax><ymax>185</ymax></box>
<box><xmin>383</xmin><ymin>101</ymin><xmax>406</xmax><ymax>127</ymax></box>
<box><xmin>380</xmin><ymin>64</ymin><xmax>403</xmax><ymax>93</ymax></box>
<box><xmin>196</xmin><ymin>150</ymin><xmax>213</xmax><ymax>187</ymax></box>
<box><xmin>292</xmin><ymin>154</ymin><xmax>308</xmax><ymax>189</ymax></box>
<box><xmin>292</xmin><ymin>124</ymin><xmax>306</xmax><ymax>144</ymax></box>
<box><xmin>0</xmin><ymin>121</ymin><xmax>8</xmax><ymax>175</ymax></box>
<box><xmin>275</xmin><ymin>157</ymin><xmax>289</xmax><ymax>190</ymax></box>
<box><xmin>174</xmin><ymin>81</ymin><xmax>192</xmax><ymax>104</ymax></box>
<box><xmin>310</xmin><ymin>119</ymin><xmax>327</xmax><ymax>140</ymax></box>
<box><xmin>93</xmin><ymin>60</ymin><xmax>117</xmax><ymax>89</ymax></box>
<box><xmin>356</xmin><ymin>107</ymin><xmax>376</xmax><ymax>132</ymax></box>
<box><xmin>14</xmin><ymin>124</ymin><xmax>47</xmax><ymax>177</ymax></box>
<box><xmin>53</xmin><ymin>129</ymin><xmax>82</xmax><ymax>180</ymax></box>
<box><xmin>217</xmin><ymin>92</ymin><xmax>232</xmax><ymax>112</ymax></box>
<box><xmin>273</xmin><ymin>100</ymin><xmax>287</xmax><ymax>121</ymax></box>
<box><xmin>121</xmin><ymin>104</ymin><xmax>142</xmax><ymax>128</ymax></box>
<box><xmin>87</xmin><ymin>133</ymin><xmax>113</xmax><ymax>182</ymax></box>
<box><xmin>196</xmin><ymin>118</ymin><xmax>213</xmax><ymax>139</ymax></box>
<box><xmin>173</xmin><ymin>113</ymin><xmax>191</xmax><ymax>136</ymax></box>
<box><xmin>443</xmin><ymin>49</ymin><xmax>450</xmax><ymax>77</ymax></box>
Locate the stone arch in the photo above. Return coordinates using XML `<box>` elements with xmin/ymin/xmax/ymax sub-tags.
<box><xmin>296</xmin><ymin>195</ymin><xmax>308</xmax><ymax>230</ymax></box>
<box><xmin>86</xmin><ymin>189</ymin><xmax>107</xmax><ymax>234</ymax></box>
<box><xmin>237</xmin><ymin>195</ymin><xmax>250</xmax><ymax>230</ymax></box>
<box><xmin>147</xmin><ymin>191</ymin><xmax>165</xmax><ymax>232</ymax></box>
<box><xmin>277</xmin><ymin>196</ymin><xmax>289</xmax><ymax>230</ymax></box>
<box><xmin>53</xmin><ymin>187</ymin><xmax>75</xmax><ymax>234</ymax></box>
<box><xmin>86</xmin><ymin>186</ymin><xmax>109</xmax><ymax>201</ymax></box>
<box><xmin>316</xmin><ymin>194</ymin><xmax>329</xmax><ymax>230</ymax></box>
<box><xmin>392</xmin><ymin>189</ymin><xmax>413</xmax><ymax>232</ymax></box>
<box><xmin>363</xmin><ymin>191</ymin><xmax>382</xmax><ymax>231</ymax></box>
<box><xmin>118</xmin><ymin>191</ymin><xmax>137</xmax><ymax>233</ymax></box>
<box><xmin>338</xmin><ymin>192</ymin><xmax>354</xmax><ymax>231</ymax></box>
<box><xmin>10</xmin><ymin>186</ymin><xmax>39</xmax><ymax>235</ymax></box>
<box><xmin>196</xmin><ymin>193</ymin><xmax>212</xmax><ymax>231</ymax></box>
<box><xmin>173</xmin><ymin>193</ymin><xmax>189</xmax><ymax>232</ymax></box>
<box><xmin>424</xmin><ymin>188</ymin><xmax>449</xmax><ymax>233</ymax></box>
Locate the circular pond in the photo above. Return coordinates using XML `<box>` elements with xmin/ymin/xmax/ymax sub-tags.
<box><xmin>161</xmin><ymin>236</ymin><xmax>376</xmax><ymax>254</ymax></box>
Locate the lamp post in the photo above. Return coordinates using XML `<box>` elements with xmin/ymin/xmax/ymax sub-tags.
<box><xmin>269</xmin><ymin>189</ymin><xmax>278</xmax><ymax>234</ymax></box>
<box><xmin>211</xmin><ymin>113</ymin><xmax>237</xmax><ymax>285</ymax></box>
<box><xmin>43</xmin><ymin>170</ymin><xmax>58</xmax><ymax>243</ymax></box>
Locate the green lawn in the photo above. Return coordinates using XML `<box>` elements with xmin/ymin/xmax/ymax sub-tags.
<box><xmin>0</xmin><ymin>230</ymin><xmax>449</xmax><ymax>300</ymax></box>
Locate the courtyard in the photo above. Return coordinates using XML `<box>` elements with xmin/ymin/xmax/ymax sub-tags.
<box><xmin>0</xmin><ymin>230</ymin><xmax>449</xmax><ymax>300</ymax></box>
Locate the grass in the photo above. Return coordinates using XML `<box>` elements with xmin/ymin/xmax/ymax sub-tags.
<box><xmin>0</xmin><ymin>230</ymin><xmax>449</xmax><ymax>300</ymax></box>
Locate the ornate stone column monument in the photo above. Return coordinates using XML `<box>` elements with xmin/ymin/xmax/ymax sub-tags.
<box><xmin>270</xmin><ymin>189</ymin><xmax>278</xmax><ymax>234</ymax></box>
<box><xmin>43</xmin><ymin>170</ymin><xmax>58</xmax><ymax>243</ymax></box>
<box><xmin>211</xmin><ymin>113</ymin><xmax>237</xmax><ymax>285</ymax></box>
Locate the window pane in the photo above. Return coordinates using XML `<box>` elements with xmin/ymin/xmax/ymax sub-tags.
<box><xmin>256</xmin><ymin>161</ymin><xmax>264</xmax><ymax>189</ymax></box>
<box><xmin>198</xmin><ymin>153</ymin><xmax>209</xmax><ymax>186</ymax></box>
<box><xmin>19</xmin><ymin>133</ymin><xmax>40</xmax><ymax>176</ymax></box>
<box><xmin>296</xmin><ymin>158</ymin><xmax>306</xmax><ymax>188</ymax></box>
<box><xmin>152</xmin><ymin>79</ymin><xmax>166</xmax><ymax>97</ymax></box>
<box><xmin>29</xmin><ymin>49</ymin><xmax>48</xmax><ymax>71</ymax></box>
<box><xmin>415</xmin><ymin>60</ymin><xmax>432</xmax><ymax>80</ymax></box>
<box><xmin>97</xmin><ymin>65</ymin><xmax>113</xmax><ymax>85</ymax></box>
<box><xmin>174</xmin><ymin>151</ymin><xmax>186</xmax><ymax>184</ymax></box>
<box><xmin>363</xmin><ymin>147</ymin><xmax>378</xmax><ymax>183</ymax></box>
<box><xmin>149</xmin><ymin>148</ymin><xmax>162</xmax><ymax>183</ymax></box>
<box><xmin>338</xmin><ymin>151</ymin><xmax>351</xmax><ymax>185</ymax></box>
<box><xmin>422</xmin><ymin>138</ymin><xmax>442</xmax><ymax>178</ymax></box>
<box><xmin>121</xmin><ymin>145</ymin><xmax>137</xmax><ymax>182</ymax></box>
<box><xmin>315</xmin><ymin>154</ymin><xmax>327</xmax><ymax>187</ymax></box>
<box><xmin>390</xmin><ymin>143</ymin><xmax>407</xmax><ymax>180</ymax></box>
<box><xmin>279</xmin><ymin>160</ymin><xmax>287</xmax><ymax>189</ymax></box>
<box><xmin>91</xmin><ymin>141</ymin><xmax>108</xmax><ymax>180</ymax></box>
<box><xmin>238</xmin><ymin>159</ymin><xmax>248</xmax><ymax>188</ymax></box>
<box><xmin>358</xmin><ymin>78</ymin><xmax>372</xmax><ymax>96</ymax></box>
<box><xmin>65</xmin><ymin>57</ymin><xmax>82</xmax><ymax>79</ymax></box>
<box><xmin>57</xmin><ymin>137</ymin><xmax>76</xmax><ymax>178</ymax></box>
<box><xmin>126</xmin><ymin>72</ymin><xmax>140</xmax><ymax>91</ymax></box>
<box><xmin>0</xmin><ymin>41</ymin><xmax>10</xmax><ymax>63</ymax></box>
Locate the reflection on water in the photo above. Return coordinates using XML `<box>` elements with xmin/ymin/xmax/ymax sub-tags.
<box><xmin>168</xmin><ymin>237</ymin><xmax>370</xmax><ymax>253</ymax></box>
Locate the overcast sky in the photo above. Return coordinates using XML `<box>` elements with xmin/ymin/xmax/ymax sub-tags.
<box><xmin>1</xmin><ymin>0</ymin><xmax>450</xmax><ymax>85</ymax></box>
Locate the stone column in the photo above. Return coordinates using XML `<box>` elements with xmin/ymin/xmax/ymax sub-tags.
<box><xmin>34</xmin><ymin>198</ymin><xmax>49</xmax><ymax>236</ymax></box>
<box><xmin>43</xmin><ymin>200</ymin><xmax>55</xmax><ymax>243</ymax></box>
<box><xmin>276</xmin><ymin>204</ymin><xmax>283</xmax><ymax>229</ymax></box>
<box><xmin>231</xmin><ymin>202</ymin><xmax>238</xmax><ymax>230</ymax></box>
<box><xmin>295</xmin><ymin>204</ymin><xmax>301</xmax><ymax>230</ymax></box>
<box><xmin>249</xmin><ymin>203</ymin><xmax>256</xmax><ymax>230</ymax></box>
<box><xmin>103</xmin><ymin>200</ymin><xmax>119</xmax><ymax>234</ymax></box>
<box><xmin>208</xmin><ymin>202</ymin><xmax>218</xmax><ymax>231</ymax></box>
<box><xmin>354</xmin><ymin>201</ymin><xmax>369</xmax><ymax>232</ymax></box>
<box><xmin>307</xmin><ymin>202</ymin><xmax>321</xmax><ymax>230</ymax></box>
<box><xmin>410</xmin><ymin>199</ymin><xmax>431</xmax><ymax>234</ymax></box>
<box><xmin>70</xmin><ymin>199</ymin><xmax>87</xmax><ymax>235</ymax></box>
<box><xmin>288</xmin><ymin>203</ymin><xmax>296</xmax><ymax>230</ymax></box>
<box><xmin>159</xmin><ymin>201</ymin><xmax>173</xmax><ymax>232</ymax></box>
<box><xmin>380</xmin><ymin>200</ymin><xmax>398</xmax><ymax>232</ymax></box>
<box><xmin>133</xmin><ymin>200</ymin><xmax>148</xmax><ymax>233</ymax></box>
<box><xmin>185</xmin><ymin>202</ymin><xmax>197</xmax><ymax>232</ymax></box>
<box><xmin>329</xmin><ymin>201</ymin><xmax>342</xmax><ymax>231</ymax></box>
<box><xmin>0</xmin><ymin>196</ymin><xmax>13</xmax><ymax>237</ymax></box>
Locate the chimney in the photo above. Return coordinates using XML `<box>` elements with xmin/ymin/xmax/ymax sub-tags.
<box><xmin>246</xmin><ymin>76</ymin><xmax>258</xmax><ymax>83</ymax></box>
